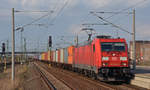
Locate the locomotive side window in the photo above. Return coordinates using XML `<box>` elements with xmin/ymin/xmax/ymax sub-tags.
<box><xmin>93</xmin><ymin>44</ymin><xmax>95</xmax><ymax>52</ymax></box>
<box><xmin>101</xmin><ymin>42</ymin><xmax>125</xmax><ymax>51</ymax></box>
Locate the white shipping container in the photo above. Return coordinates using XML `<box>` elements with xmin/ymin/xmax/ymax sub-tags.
<box><xmin>39</xmin><ymin>55</ymin><xmax>42</xmax><ymax>60</ymax></box>
<box><xmin>60</xmin><ymin>49</ymin><xmax>64</xmax><ymax>63</ymax></box>
<box><xmin>56</xmin><ymin>50</ymin><xmax>58</xmax><ymax>62</ymax></box>
<box><xmin>64</xmin><ymin>48</ymin><xmax>68</xmax><ymax>64</ymax></box>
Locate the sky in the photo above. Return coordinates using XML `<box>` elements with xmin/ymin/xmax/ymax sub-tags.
<box><xmin>0</xmin><ymin>0</ymin><xmax>150</xmax><ymax>51</ymax></box>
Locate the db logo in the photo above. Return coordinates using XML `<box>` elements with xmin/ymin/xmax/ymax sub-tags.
<box><xmin>112</xmin><ymin>53</ymin><xmax>116</xmax><ymax>56</ymax></box>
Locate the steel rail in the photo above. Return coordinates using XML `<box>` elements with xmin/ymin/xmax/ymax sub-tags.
<box><xmin>37</xmin><ymin>62</ymin><xmax>75</xmax><ymax>90</ymax></box>
<box><xmin>38</xmin><ymin>62</ymin><xmax>116</xmax><ymax>90</ymax></box>
<box><xmin>34</xmin><ymin>63</ymin><xmax>56</xmax><ymax>90</ymax></box>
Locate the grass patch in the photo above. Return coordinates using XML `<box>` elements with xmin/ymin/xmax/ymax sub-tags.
<box><xmin>15</xmin><ymin>64</ymin><xmax>29</xmax><ymax>90</ymax></box>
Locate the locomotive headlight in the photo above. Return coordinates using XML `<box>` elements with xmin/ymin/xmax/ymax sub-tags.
<box><xmin>103</xmin><ymin>63</ymin><xmax>108</xmax><ymax>66</ymax></box>
<box><xmin>120</xmin><ymin>57</ymin><xmax>127</xmax><ymax>61</ymax></box>
<box><xmin>122</xmin><ymin>63</ymin><xmax>127</xmax><ymax>66</ymax></box>
<box><xmin>102</xmin><ymin>57</ymin><xmax>109</xmax><ymax>61</ymax></box>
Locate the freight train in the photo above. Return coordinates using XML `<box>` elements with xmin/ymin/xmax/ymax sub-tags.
<box><xmin>38</xmin><ymin>36</ymin><xmax>134</xmax><ymax>83</ymax></box>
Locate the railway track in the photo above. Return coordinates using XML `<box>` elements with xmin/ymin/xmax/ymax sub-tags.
<box><xmin>37</xmin><ymin>61</ymin><xmax>118</xmax><ymax>90</ymax></box>
<box><xmin>39</xmin><ymin>61</ymin><xmax>147</xmax><ymax>90</ymax></box>
<box><xmin>33</xmin><ymin>63</ymin><xmax>56</xmax><ymax>90</ymax></box>
<box><xmin>76</xmin><ymin>73</ymin><xmax>147</xmax><ymax>90</ymax></box>
<box><xmin>33</xmin><ymin>62</ymin><xmax>73</xmax><ymax>90</ymax></box>
<box><xmin>67</xmin><ymin>69</ymin><xmax>147</xmax><ymax>90</ymax></box>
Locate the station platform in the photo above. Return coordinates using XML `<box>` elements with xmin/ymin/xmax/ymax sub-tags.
<box><xmin>131</xmin><ymin>66</ymin><xmax>150</xmax><ymax>89</ymax></box>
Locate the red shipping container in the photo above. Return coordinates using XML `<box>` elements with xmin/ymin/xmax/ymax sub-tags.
<box><xmin>44</xmin><ymin>52</ymin><xmax>48</xmax><ymax>61</ymax></box>
<box><xmin>68</xmin><ymin>46</ymin><xmax>74</xmax><ymax>64</ymax></box>
<box><xmin>51</xmin><ymin>51</ymin><xmax>53</xmax><ymax>62</ymax></box>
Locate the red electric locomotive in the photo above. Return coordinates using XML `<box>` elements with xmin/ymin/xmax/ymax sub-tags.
<box><xmin>73</xmin><ymin>36</ymin><xmax>134</xmax><ymax>82</ymax></box>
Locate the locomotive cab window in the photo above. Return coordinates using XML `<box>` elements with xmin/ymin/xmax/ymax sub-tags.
<box><xmin>101</xmin><ymin>42</ymin><xmax>125</xmax><ymax>51</ymax></box>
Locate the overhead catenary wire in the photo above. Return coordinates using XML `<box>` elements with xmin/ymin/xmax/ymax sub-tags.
<box><xmin>16</xmin><ymin>0</ymin><xmax>71</xmax><ymax>31</ymax></box>
<box><xmin>15</xmin><ymin>10</ymin><xmax>51</xmax><ymax>13</ymax></box>
<box><xmin>88</xmin><ymin>0</ymin><xmax>148</xmax><ymax>35</ymax></box>
<box><xmin>21</xmin><ymin>11</ymin><xmax>54</xmax><ymax>28</ymax></box>
<box><xmin>89</xmin><ymin>0</ymin><xmax>148</xmax><ymax>32</ymax></box>
<box><xmin>78</xmin><ymin>0</ymin><xmax>147</xmax><ymax>35</ymax></box>
<box><xmin>16</xmin><ymin>0</ymin><xmax>65</xmax><ymax>29</ymax></box>
<box><xmin>33</xmin><ymin>0</ymin><xmax>70</xmax><ymax>30</ymax></box>
<box><xmin>95</xmin><ymin>11</ymin><xmax>133</xmax><ymax>14</ymax></box>
<box><xmin>105</xmin><ymin>0</ymin><xmax>148</xmax><ymax>19</ymax></box>
<box><xmin>49</xmin><ymin>0</ymin><xmax>71</xmax><ymax>24</ymax></box>
<box><xmin>46</xmin><ymin>0</ymin><xmax>60</xmax><ymax>25</ymax></box>
<box><xmin>91</xmin><ymin>12</ymin><xmax>132</xmax><ymax>34</ymax></box>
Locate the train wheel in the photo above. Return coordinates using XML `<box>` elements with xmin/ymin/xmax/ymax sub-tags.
<box><xmin>84</xmin><ymin>70</ymin><xmax>89</xmax><ymax>77</ymax></box>
<box><xmin>81</xmin><ymin>69</ymin><xmax>84</xmax><ymax>74</ymax></box>
<box><xmin>92</xmin><ymin>72</ymin><xmax>97</xmax><ymax>80</ymax></box>
<box><xmin>73</xmin><ymin>68</ymin><xmax>75</xmax><ymax>72</ymax></box>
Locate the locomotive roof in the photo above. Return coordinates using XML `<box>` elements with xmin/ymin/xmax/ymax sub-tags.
<box><xmin>76</xmin><ymin>37</ymin><xmax>126</xmax><ymax>47</ymax></box>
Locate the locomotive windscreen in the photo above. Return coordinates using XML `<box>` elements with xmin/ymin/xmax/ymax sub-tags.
<box><xmin>101</xmin><ymin>42</ymin><xmax>125</xmax><ymax>51</ymax></box>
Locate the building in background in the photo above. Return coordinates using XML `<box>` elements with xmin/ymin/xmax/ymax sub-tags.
<box><xmin>130</xmin><ymin>41</ymin><xmax>150</xmax><ymax>64</ymax></box>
